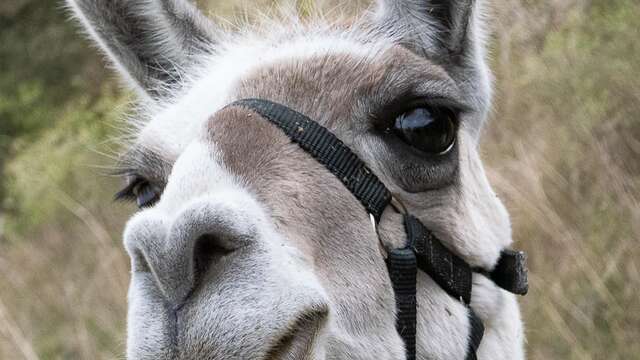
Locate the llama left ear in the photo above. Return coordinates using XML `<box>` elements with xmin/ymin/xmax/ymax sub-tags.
<box><xmin>375</xmin><ymin>0</ymin><xmax>483</xmax><ymax>63</ymax></box>
<box><xmin>67</xmin><ymin>0</ymin><xmax>218</xmax><ymax>103</ymax></box>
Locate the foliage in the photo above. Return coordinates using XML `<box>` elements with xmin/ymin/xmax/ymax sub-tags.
<box><xmin>0</xmin><ymin>0</ymin><xmax>107</xmax><ymax>207</ymax></box>
<box><xmin>4</xmin><ymin>86</ymin><xmax>127</xmax><ymax>235</ymax></box>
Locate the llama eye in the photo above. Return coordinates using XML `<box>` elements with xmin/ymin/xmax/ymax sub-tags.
<box><xmin>115</xmin><ymin>176</ymin><xmax>160</xmax><ymax>208</ymax></box>
<box><xmin>132</xmin><ymin>181</ymin><xmax>160</xmax><ymax>208</ymax></box>
<box><xmin>393</xmin><ymin>106</ymin><xmax>457</xmax><ymax>155</ymax></box>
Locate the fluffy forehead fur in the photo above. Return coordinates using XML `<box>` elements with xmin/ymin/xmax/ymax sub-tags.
<box><xmin>67</xmin><ymin>1</ymin><xmax>524</xmax><ymax>359</ymax></box>
<box><xmin>140</xmin><ymin>26</ymin><xmax>396</xmax><ymax>156</ymax></box>
<box><xmin>131</xmin><ymin>18</ymin><xmax>443</xmax><ymax>158</ymax></box>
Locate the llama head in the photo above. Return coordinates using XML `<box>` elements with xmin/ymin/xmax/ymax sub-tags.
<box><xmin>68</xmin><ymin>0</ymin><xmax>522</xmax><ymax>359</ymax></box>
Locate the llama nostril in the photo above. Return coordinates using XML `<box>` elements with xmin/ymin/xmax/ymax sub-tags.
<box><xmin>129</xmin><ymin>230</ymin><xmax>240</xmax><ymax>307</ymax></box>
<box><xmin>193</xmin><ymin>234</ymin><xmax>236</xmax><ymax>286</ymax></box>
<box><xmin>123</xmin><ymin>200</ymin><xmax>260</xmax><ymax>306</ymax></box>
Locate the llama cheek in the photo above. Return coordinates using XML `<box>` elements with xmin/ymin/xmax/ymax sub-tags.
<box><xmin>449</xmin><ymin>133</ymin><xmax>512</xmax><ymax>268</ymax></box>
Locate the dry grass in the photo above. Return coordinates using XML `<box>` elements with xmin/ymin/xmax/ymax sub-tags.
<box><xmin>0</xmin><ymin>0</ymin><xmax>638</xmax><ymax>359</ymax></box>
<box><xmin>0</xmin><ymin>186</ymin><xmax>130</xmax><ymax>359</ymax></box>
<box><xmin>486</xmin><ymin>1</ymin><xmax>640</xmax><ymax>358</ymax></box>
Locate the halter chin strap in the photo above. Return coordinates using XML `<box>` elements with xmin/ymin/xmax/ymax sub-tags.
<box><xmin>229</xmin><ymin>98</ymin><xmax>528</xmax><ymax>360</ymax></box>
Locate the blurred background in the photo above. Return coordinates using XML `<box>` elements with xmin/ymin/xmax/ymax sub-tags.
<box><xmin>0</xmin><ymin>0</ymin><xmax>638</xmax><ymax>359</ymax></box>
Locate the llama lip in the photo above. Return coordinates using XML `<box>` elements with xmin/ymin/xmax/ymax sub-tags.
<box><xmin>127</xmin><ymin>276</ymin><xmax>330</xmax><ymax>360</ymax></box>
<box><xmin>263</xmin><ymin>305</ymin><xmax>329</xmax><ymax>359</ymax></box>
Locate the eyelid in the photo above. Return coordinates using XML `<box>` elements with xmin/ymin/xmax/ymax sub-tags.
<box><xmin>136</xmin><ymin>184</ymin><xmax>160</xmax><ymax>208</ymax></box>
<box><xmin>114</xmin><ymin>175</ymin><xmax>146</xmax><ymax>202</ymax></box>
<box><xmin>403</xmin><ymin>96</ymin><xmax>469</xmax><ymax>113</ymax></box>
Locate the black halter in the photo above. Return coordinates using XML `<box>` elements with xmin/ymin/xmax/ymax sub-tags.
<box><xmin>229</xmin><ymin>99</ymin><xmax>528</xmax><ymax>360</ymax></box>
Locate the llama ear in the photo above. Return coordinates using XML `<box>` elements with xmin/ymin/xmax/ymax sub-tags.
<box><xmin>375</xmin><ymin>0</ymin><xmax>483</xmax><ymax>65</ymax></box>
<box><xmin>67</xmin><ymin>0</ymin><xmax>218</xmax><ymax>102</ymax></box>
<box><xmin>375</xmin><ymin>0</ymin><xmax>492</xmax><ymax>123</ymax></box>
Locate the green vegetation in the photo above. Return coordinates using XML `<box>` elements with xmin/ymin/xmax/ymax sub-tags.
<box><xmin>0</xmin><ymin>0</ymin><xmax>637</xmax><ymax>359</ymax></box>
<box><xmin>0</xmin><ymin>0</ymin><xmax>116</xmax><ymax>230</ymax></box>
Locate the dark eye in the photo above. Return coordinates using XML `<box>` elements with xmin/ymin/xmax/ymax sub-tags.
<box><xmin>115</xmin><ymin>176</ymin><xmax>160</xmax><ymax>208</ymax></box>
<box><xmin>132</xmin><ymin>181</ymin><xmax>160</xmax><ymax>208</ymax></box>
<box><xmin>393</xmin><ymin>106</ymin><xmax>457</xmax><ymax>155</ymax></box>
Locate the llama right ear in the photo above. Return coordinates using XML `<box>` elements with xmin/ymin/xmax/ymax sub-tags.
<box><xmin>374</xmin><ymin>0</ymin><xmax>493</xmax><ymax>125</ymax></box>
<box><xmin>374</xmin><ymin>0</ymin><xmax>483</xmax><ymax>66</ymax></box>
<box><xmin>67</xmin><ymin>0</ymin><xmax>218</xmax><ymax>103</ymax></box>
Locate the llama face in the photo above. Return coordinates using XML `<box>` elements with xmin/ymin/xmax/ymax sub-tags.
<box><xmin>68</xmin><ymin>1</ymin><xmax>525</xmax><ymax>359</ymax></box>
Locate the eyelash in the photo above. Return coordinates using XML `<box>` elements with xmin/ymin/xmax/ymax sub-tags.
<box><xmin>115</xmin><ymin>176</ymin><xmax>160</xmax><ymax>208</ymax></box>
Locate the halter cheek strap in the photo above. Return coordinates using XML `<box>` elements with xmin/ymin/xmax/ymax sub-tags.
<box><xmin>228</xmin><ymin>98</ymin><xmax>528</xmax><ymax>360</ymax></box>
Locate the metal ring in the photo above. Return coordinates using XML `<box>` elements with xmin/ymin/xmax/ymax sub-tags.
<box><xmin>369</xmin><ymin>213</ymin><xmax>378</xmax><ymax>234</ymax></box>
<box><xmin>390</xmin><ymin>195</ymin><xmax>408</xmax><ymax>215</ymax></box>
<box><xmin>369</xmin><ymin>213</ymin><xmax>389</xmax><ymax>259</ymax></box>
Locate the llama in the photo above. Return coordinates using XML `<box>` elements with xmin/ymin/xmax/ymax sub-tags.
<box><xmin>67</xmin><ymin>0</ymin><xmax>526</xmax><ymax>359</ymax></box>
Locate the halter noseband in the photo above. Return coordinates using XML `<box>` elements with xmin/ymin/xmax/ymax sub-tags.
<box><xmin>228</xmin><ymin>98</ymin><xmax>528</xmax><ymax>360</ymax></box>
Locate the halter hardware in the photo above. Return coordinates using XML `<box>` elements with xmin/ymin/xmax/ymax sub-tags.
<box><xmin>371</xmin><ymin>195</ymin><xmax>409</xmax><ymax>260</ymax></box>
<box><xmin>228</xmin><ymin>98</ymin><xmax>528</xmax><ymax>360</ymax></box>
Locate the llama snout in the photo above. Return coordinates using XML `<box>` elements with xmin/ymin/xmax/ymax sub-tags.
<box><xmin>123</xmin><ymin>192</ymin><xmax>330</xmax><ymax>359</ymax></box>
<box><xmin>123</xmin><ymin>193</ymin><xmax>265</xmax><ymax>306</ymax></box>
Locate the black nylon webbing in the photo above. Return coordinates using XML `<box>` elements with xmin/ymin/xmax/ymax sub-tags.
<box><xmin>387</xmin><ymin>246</ymin><xmax>417</xmax><ymax>360</ymax></box>
<box><xmin>229</xmin><ymin>98</ymin><xmax>392</xmax><ymax>222</ymax></box>
<box><xmin>465</xmin><ymin>309</ymin><xmax>485</xmax><ymax>360</ymax></box>
<box><xmin>488</xmin><ymin>250</ymin><xmax>529</xmax><ymax>295</ymax></box>
<box><xmin>405</xmin><ymin>215</ymin><xmax>473</xmax><ymax>304</ymax></box>
<box><xmin>405</xmin><ymin>214</ymin><xmax>483</xmax><ymax>359</ymax></box>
